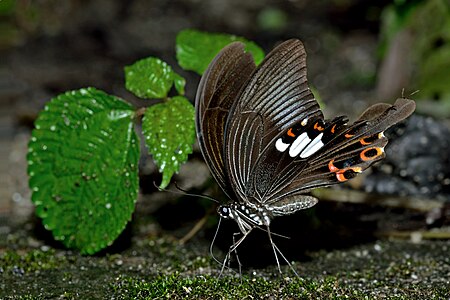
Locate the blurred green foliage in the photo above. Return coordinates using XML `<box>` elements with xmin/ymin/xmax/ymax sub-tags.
<box><xmin>176</xmin><ymin>29</ymin><xmax>265</xmax><ymax>75</ymax></box>
<box><xmin>380</xmin><ymin>0</ymin><xmax>450</xmax><ymax>108</ymax></box>
<box><xmin>257</xmin><ymin>7</ymin><xmax>288</xmax><ymax>32</ymax></box>
<box><xmin>0</xmin><ymin>0</ymin><xmax>15</xmax><ymax>14</ymax></box>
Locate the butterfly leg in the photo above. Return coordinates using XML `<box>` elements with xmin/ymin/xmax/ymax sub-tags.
<box><xmin>232</xmin><ymin>232</ymin><xmax>243</xmax><ymax>278</ymax></box>
<box><xmin>219</xmin><ymin>249</ymin><xmax>231</xmax><ymax>278</ymax></box>
<box><xmin>266</xmin><ymin>225</ymin><xmax>282</xmax><ymax>275</ymax></box>
<box><xmin>266</xmin><ymin>226</ymin><xmax>300</xmax><ymax>278</ymax></box>
<box><xmin>219</xmin><ymin>228</ymin><xmax>254</xmax><ymax>278</ymax></box>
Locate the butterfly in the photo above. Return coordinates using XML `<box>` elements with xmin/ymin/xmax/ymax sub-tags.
<box><xmin>195</xmin><ymin>39</ymin><xmax>415</xmax><ymax>274</ymax></box>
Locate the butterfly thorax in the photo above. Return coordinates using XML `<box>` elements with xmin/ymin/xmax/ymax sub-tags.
<box><xmin>218</xmin><ymin>203</ymin><xmax>272</xmax><ymax>234</ymax></box>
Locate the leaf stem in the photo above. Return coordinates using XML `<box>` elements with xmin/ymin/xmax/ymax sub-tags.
<box><xmin>135</xmin><ymin>107</ymin><xmax>147</xmax><ymax>119</ymax></box>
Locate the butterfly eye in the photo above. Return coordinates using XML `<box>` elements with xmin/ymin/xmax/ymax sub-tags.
<box><xmin>217</xmin><ymin>205</ymin><xmax>231</xmax><ymax>218</ymax></box>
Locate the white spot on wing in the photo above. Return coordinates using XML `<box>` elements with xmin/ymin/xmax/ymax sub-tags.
<box><xmin>301</xmin><ymin>118</ymin><xmax>308</xmax><ymax>126</ymax></box>
<box><xmin>300</xmin><ymin>133</ymin><xmax>324</xmax><ymax>158</ymax></box>
<box><xmin>275</xmin><ymin>138</ymin><xmax>289</xmax><ymax>152</ymax></box>
<box><xmin>289</xmin><ymin>132</ymin><xmax>310</xmax><ymax>157</ymax></box>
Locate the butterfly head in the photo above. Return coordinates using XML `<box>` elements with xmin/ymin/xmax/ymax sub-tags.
<box><xmin>217</xmin><ymin>203</ymin><xmax>273</xmax><ymax>235</ymax></box>
<box><xmin>217</xmin><ymin>205</ymin><xmax>232</xmax><ymax>219</ymax></box>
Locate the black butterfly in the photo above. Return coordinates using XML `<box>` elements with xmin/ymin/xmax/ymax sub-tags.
<box><xmin>195</xmin><ymin>39</ymin><xmax>415</xmax><ymax>273</ymax></box>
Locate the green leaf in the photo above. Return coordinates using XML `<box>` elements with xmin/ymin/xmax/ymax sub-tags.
<box><xmin>176</xmin><ymin>29</ymin><xmax>265</xmax><ymax>75</ymax></box>
<box><xmin>124</xmin><ymin>57</ymin><xmax>185</xmax><ymax>99</ymax></box>
<box><xmin>142</xmin><ymin>96</ymin><xmax>195</xmax><ymax>188</ymax></box>
<box><xmin>27</xmin><ymin>87</ymin><xmax>140</xmax><ymax>254</ymax></box>
<box><xmin>173</xmin><ymin>72</ymin><xmax>186</xmax><ymax>95</ymax></box>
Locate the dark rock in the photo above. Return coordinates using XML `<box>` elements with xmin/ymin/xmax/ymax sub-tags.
<box><xmin>365</xmin><ymin>114</ymin><xmax>450</xmax><ymax>201</ymax></box>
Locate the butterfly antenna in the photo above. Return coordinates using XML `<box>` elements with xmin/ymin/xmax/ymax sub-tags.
<box><xmin>401</xmin><ymin>88</ymin><xmax>420</xmax><ymax>98</ymax></box>
<box><xmin>409</xmin><ymin>90</ymin><xmax>420</xmax><ymax>97</ymax></box>
<box><xmin>153</xmin><ymin>181</ymin><xmax>219</xmax><ymax>203</ymax></box>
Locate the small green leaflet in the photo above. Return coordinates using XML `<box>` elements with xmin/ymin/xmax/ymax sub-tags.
<box><xmin>27</xmin><ymin>88</ymin><xmax>140</xmax><ymax>254</ymax></box>
<box><xmin>176</xmin><ymin>29</ymin><xmax>265</xmax><ymax>75</ymax></box>
<box><xmin>142</xmin><ymin>96</ymin><xmax>195</xmax><ymax>189</ymax></box>
<box><xmin>125</xmin><ymin>57</ymin><xmax>186</xmax><ymax>99</ymax></box>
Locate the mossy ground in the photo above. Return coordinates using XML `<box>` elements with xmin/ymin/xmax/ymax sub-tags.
<box><xmin>1</xmin><ymin>216</ymin><xmax>449</xmax><ymax>299</ymax></box>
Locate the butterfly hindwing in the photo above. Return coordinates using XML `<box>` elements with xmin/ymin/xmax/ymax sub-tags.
<box><xmin>265</xmin><ymin>98</ymin><xmax>416</xmax><ymax>205</ymax></box>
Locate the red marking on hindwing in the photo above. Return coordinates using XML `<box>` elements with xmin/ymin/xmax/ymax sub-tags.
<box><xmin>360</xmin><ymin>147</ymin><xmax>383</xmax><ymax>161</ymax></box>
<box><xmin>336</xmin><ymin>171</ymin><xmax>347</xmax><ymax>182</ymax></box>
<box><xmin>329</xmin><ymin>158</ymin><xmax>363</xmax><ymax>182</ymax></box>
<box><xmin>328</xmin><ymin>159</ymin><xmax>339</xmax><ymax>172</ymax></box>
<box><xmin>360</xmin><ymin>138</ymin><xmax>372</xmax><ymax>145</ymax></box>
<box><xmin>336</xmin><ymin>167</ymin><xmax>362</xmax><ymax>182</ymax></box>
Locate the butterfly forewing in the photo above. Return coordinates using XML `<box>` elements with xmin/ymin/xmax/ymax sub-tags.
<box><xmin>195</xmin><ymin>42</ymin><xmax>256</xmax><ymax>197</ymax></box>
<box><xmin>224</xmin><ymin>39</ymin><xmax>324</xmax><ymax>202</ymax></box>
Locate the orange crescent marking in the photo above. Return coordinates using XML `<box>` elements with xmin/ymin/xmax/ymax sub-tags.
<box><xmin>360</xmin><ymin>137</ymin><xmax>371</xmax><ymax>145</ymax></box>
<box><xmin>328</xmin><ymin>159</ymin><xmax>339</xmax><ymax>172</ymax></box>
<box><xmin>345</xmin><ymin>133</ymin><xmax>354</xmax><ymax>138</ymax></box>
<box><xmin>314</xmin><ymin>122</ymin><xmax>325</xmax><ymax>131</ymax></box>
<box><xmin>336</xmin><ymin>171</ymin><xmax>348</xmax><ymax>182</ymax></box>
<box><xmin>336</xmin><ymin>167</ymin><xmax>362</xmax><ymax>182</ymax></box>
<box><xmin>331</xmin><ymin>124</ymin><xmax>337</xmax><ymax>134</ymax></box>
<box><xmin>287</xmin><ymin>128</ymin><xmax>295</xmax><ymax>137</ymax></box>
